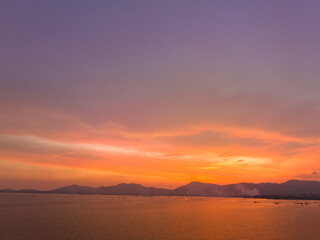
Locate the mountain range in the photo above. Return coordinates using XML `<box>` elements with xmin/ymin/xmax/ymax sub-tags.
<box><xmin>2</xmin><ymin>179</ymin><xmax>320</xmax><ymax>199</ymax></box>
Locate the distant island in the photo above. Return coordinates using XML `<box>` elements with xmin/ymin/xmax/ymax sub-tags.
<box><xmin>2</xmin><ymin>179</ymin><xmax>320</xmax><ymax>200</ymax></box>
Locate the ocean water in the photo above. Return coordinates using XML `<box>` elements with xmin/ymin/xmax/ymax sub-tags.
<box><xmin>1</xmin><ymin>193</ymin><xmax>320</xmax><ymax>240</ymax></box>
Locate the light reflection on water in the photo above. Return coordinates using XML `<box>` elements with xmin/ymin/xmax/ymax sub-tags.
<box><xmin>1</xmin><ymin>193</ymin><xmax>320</xmax><ymax>240</ymax></box>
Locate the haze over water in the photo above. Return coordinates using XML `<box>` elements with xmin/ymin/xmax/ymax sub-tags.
<box><xmin>1</xmin><ymin>193</ymin><xmax>320</xmax><ymax>240</ymax></box>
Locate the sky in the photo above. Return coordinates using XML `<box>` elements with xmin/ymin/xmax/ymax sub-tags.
<box><xmin>1</xmin><ymin>0</ymin><xmax>320</xmax><ymax>190</ymax></box>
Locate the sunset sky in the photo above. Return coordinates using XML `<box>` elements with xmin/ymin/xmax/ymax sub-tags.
<box><xmin>1</xmin><ymin>0</ymin><xmax>320</xmax><ymax>190</ymax></box>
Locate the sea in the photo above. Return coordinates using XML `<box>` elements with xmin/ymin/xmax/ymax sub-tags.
<box><xmin>1</xmin><ymin>193</ymin><xmax>320</xmax><ymax>240</ymax></box>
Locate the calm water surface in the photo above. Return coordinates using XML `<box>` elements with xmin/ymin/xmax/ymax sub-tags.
<box><xmin>1</xmin><ymin>193</ymin><xmax>320</xmax><ymax>240</ymax></box>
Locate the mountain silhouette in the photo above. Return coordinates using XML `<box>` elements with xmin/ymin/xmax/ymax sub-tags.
<box><xmin>50</xmin><ymin>185</ymin><xmax>97</xmax><ymax>194</ymax></box>
<box><xmin>46</xmin><ymin>183</ymin><xmax>172</xmax><ymax>196</ymax></box>
<box><xmin>2</xmin><ymin>179</ymin><xmax>320</xmax><ymax>199</ymax></box>
<box><xmin>95</xmin><ymin>183</ymin><xmax>172</xmax><ymax>196</ymax></box>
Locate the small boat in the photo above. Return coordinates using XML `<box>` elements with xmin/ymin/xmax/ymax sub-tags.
<box><xmin>294</xmin><ymin>202</ymin><xmax>304</xmax><ymax>206</ymax></box>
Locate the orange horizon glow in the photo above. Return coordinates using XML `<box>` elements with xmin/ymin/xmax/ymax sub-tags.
<box><xmin>1</xmin><ymin>117</ymin><xmax>319</xmax><ymax>190</ymax></box>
